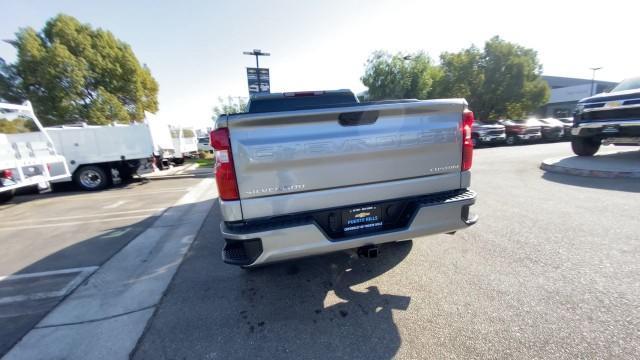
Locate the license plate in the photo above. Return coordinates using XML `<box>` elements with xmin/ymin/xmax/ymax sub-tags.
<box><xmin>342</xmin><ymin>205</ymin><xmax>384</xmax><ymax>233</ymax></box>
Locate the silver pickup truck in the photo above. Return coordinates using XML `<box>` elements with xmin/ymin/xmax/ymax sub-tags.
<box><xmin>212</xmin><ymin>90</ymin><xmax>477</xmax><ymax>267</ymax></box>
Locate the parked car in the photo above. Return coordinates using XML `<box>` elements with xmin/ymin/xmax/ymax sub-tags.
<box><xmin>499</xmin><ymin>119</ymin><xmax>542</xmax><ymax>145</ymax></box>
<box><xmin>213</xmin><ymin>89</ymin><xmax>477</xmax><ymax>267</ymax></box>
<box><xmin>471</xmin><ymin>120</ymin><xmax>505</xmax><ymax>146</ymax></box>
<box><xmin>572</xmin><ymin>76</ymin><xmax>640</xmax><ymax>156</ymax></box>
<box><xmin>0</xmin><ymin>101</ymin><xmax>70</xmax><ymax>202</ymax></box>
<box><xmin>558</xmin><ymin>117</ymin><xmax>573</xmax><ymax>138</ymax></box>
<box><xmin>537</xmin><ymin>118</ymin><xmax>565</xmax><ymax>141</ymax></box>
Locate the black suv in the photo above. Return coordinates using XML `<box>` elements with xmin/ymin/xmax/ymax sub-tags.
<box><xmin>572</xmin><ymin>76</ymin><xmax>640</xmax><ymax>156</ymax></box>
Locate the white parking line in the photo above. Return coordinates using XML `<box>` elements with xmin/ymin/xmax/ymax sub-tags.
<box><xmin>100</xmin><ymin>227</ymin><xmax>132</xmax><ymax>239</ymax></box>
<box><xmin>103</xmin><ymin>200</ymin><xmax>128</xmax><ymax>209</ymax></box>
<box><xmin>0</xmin><ymin>208</ymin><xmax>166</xmax><ymax>226</ymax></box>
<box><xmin>0</xmin><ymin>266</ymin><xmax>98</xmax><ymax>305</ymax></box>
<box><xmin>0</xmin><ymin>215</ymin><xmax>155</xmax><ymax>231</ymax></box>
<box><xmin>0</xmin><ymin>267</ymin><xmax>97</xmax><ymax>281</ymax></box>
<box><xmin>41</xmin><ymin>188</ymin><xmax>193</xmax><ymax>202</ymax></box>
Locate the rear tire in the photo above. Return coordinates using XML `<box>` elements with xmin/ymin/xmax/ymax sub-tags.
<box><xmin>506</xmin><ymin>135</ymin><xmax>517</xmax><ymax>146</ymax></box>
<box><xmin>74</xmin><ymin>165</ymin><xmax>110</xmax><ymax>191</ymax></box>
<box><xmin>571</xmin><ymin>137</ymin><xmax>600</xmax><ymax>156</ymax></box>
<box><xmin>173</xmin><ymin>157</ymin><xmax>185</xmax><ymax>165</ymax></box>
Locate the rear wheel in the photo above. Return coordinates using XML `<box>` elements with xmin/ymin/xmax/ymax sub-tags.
<box><xmin>74</xmin><ymin>165</ymin><xmax>110</xmax><ymax>191</ymax></box>
<box><xmin>571</xmin><ymin>137</ymin><xmax>600</xmax><ymax>156</ymax></box>
<box><xmin>506</xmin><ymin>135</ymin><xmax>517</xmax><ymax>145</ymax></box>
<box><xmin>173</xmin><ymin>157</ymin><xmax>185</xmax><ymax>165</ymax></box>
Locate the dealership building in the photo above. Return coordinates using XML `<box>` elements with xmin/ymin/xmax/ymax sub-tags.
<box><xmin>538</xmin><ymin>75</ymin><xmax>618</xmax><ymax>118</ymax></box>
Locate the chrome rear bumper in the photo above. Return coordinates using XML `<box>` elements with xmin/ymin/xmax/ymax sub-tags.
<box><xmin>221</xmin><ymin>190</ymin><xmax>477</xmax><ymax>266</ymax></box>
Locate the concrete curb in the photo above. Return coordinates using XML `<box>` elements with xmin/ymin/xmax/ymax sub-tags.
<box><xmin>541</xmin><ymin>157</ymin><xmax>640</xmax><ymax>179</ymax></box>
<box><xmin>3</xmin><ymin>178</ymin><xmax>217</xmax><ymax>360</ymax></box>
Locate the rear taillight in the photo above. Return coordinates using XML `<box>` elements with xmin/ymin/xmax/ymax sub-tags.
<box><xmin>1</xmin><ymin>169</ymin><xmax>13</xmax><ymax>179</ymax></box>
<box><xmin>210</xmin><ymin>128</ymin><xmax>239</xmax><ymax>201</ymax></box>
<box><xmin>461</xmin><ymin>110</ymin><xmax>474</xmax><ymax>171</ymax></box>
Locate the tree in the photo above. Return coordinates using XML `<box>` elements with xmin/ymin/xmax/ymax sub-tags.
<box><xmin>0</xmin><ymin>58</ymin><xmax>25</xmax><ymax>103</ymax></box>
<box><xmin>361</xmin><ymin>37</ymin><xmax>550</xmax><ymax>120</ymax></box>
<box><xmin>4</xmin><ymin>14</ymin><xmax>158</xmax><ymax>125</ymax></box>
<box><xmin>431</xmin><ymin>46</ymin><xmax>484</xmax><ymax>104</ymax></box>
<box><xmin>476</xmin><ymin>36</ymin><xmax>549</xmax><ymax>120</ymax></box>
<box><xmin>361</xmin><ymin>51</ymin><xmax>441</xmax><ymax>100</ymax></box>
<box><xmin>212</xmin><ymin>96</ymin><xmax>247</xmax><ymax>119</ymax></box>
<box><xmin>434</xmin><ymin>37</ymin><xmax>549</xmax><ymax>120</ymax></box>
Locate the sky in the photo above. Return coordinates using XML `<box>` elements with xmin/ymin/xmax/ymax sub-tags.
<box><xmin>1</xmin><ymin>0</ymin><xmax>638</xmax><ymax>128</ymax></box>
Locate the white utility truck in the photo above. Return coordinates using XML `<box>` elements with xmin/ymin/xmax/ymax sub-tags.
<box><xmin>144</xmin><ymin>112</ymin><xmax>176</xmax><ymax>169</ymax></box>
<box><xmin>46</xmin><ymin>123</ymin><xmax>154</xmax><ymax>191</ymax></box>
<box><xmin>0</xmin><ymin>102</ymin><xmax>70</xmax><ymax>202</ymax></box>
<box><xmin>170</xmin><ymin>126</ymin><xmax>198</xmax><ymax>165</ymax></box>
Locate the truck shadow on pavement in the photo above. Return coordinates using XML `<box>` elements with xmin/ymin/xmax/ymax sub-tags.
<box><xmin>133</xmin><ymin>203</ymin><xmax>413</xmax><ymax>360</ymax></box>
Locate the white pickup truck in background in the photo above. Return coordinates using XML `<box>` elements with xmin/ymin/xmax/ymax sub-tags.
<box><xmin>0</xmin><ymin>101</ymin><xmax>70</xmax><ymax>202</ymax></box>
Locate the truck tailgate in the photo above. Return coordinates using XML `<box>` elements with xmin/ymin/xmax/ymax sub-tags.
<box><xmin>226</xmin><ymin>99</ymin><xmax>466</xmax><ymax>218</ymax></box>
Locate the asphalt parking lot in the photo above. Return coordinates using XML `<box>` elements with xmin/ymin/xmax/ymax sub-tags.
<box><xmin>132</xmin><ymin>143</ymin><xmax>640</xmax><ymax>359</ymax></box>
<box><xmin>0</xmin><ymin>171</ymin><xmax>209</xmax><ymax>356</ymax></box>
<box><xmin>1</xmin><ymin>144</ymin><xmax>639</xmax><ymax>359</ymax></box>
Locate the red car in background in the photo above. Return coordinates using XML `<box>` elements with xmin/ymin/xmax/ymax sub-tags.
<box><xmin>498</xmin><ymin>119</ymin><xmax>542</xmax><ymax>145</ymax></box>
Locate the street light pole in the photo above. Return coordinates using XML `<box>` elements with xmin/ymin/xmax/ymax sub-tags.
<box><xmin>589</xmin><ymin>67</ymin><xmax>602</xmax><ymax>96</ymax></box>
<box><xmin>243</xmin><ymin>49</ymin><xmax>270</xmax><ymax>93</ymax></box>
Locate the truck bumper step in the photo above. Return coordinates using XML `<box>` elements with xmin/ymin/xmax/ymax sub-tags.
<box><xmin>221</xmin><ymin>189</ymin><xmax>477</xmax><ymax>267</ymax></box>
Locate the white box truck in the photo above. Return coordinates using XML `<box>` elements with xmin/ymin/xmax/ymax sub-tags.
<box><xmin>45</xmin><ymin>123</ymin><xmax>154</xmax><ymax>191</ymax></box>
<box><xmin>170</xmin><ymin>126</ymin><xmax>198</xmax><ymax>165</ymax></box>
<box><xmin>0</xmin><ymin>101</ymin><xmax>70</xmax><ymax>202</ymax></box>
<box><xmin>144</xmin><ymin>112</ymin><xmax>176</xmax><ymax>170</ymax></box>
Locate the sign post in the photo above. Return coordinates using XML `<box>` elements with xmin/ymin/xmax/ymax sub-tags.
<box><xmin>243</xmin><ymin>49</ymin><xmax>271</xmax><ymax>95</ymax></box>
<box><xmin>246</xmin><ymin>68</ymin><xmax>270</xmax><ymax>94</ymax></box>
